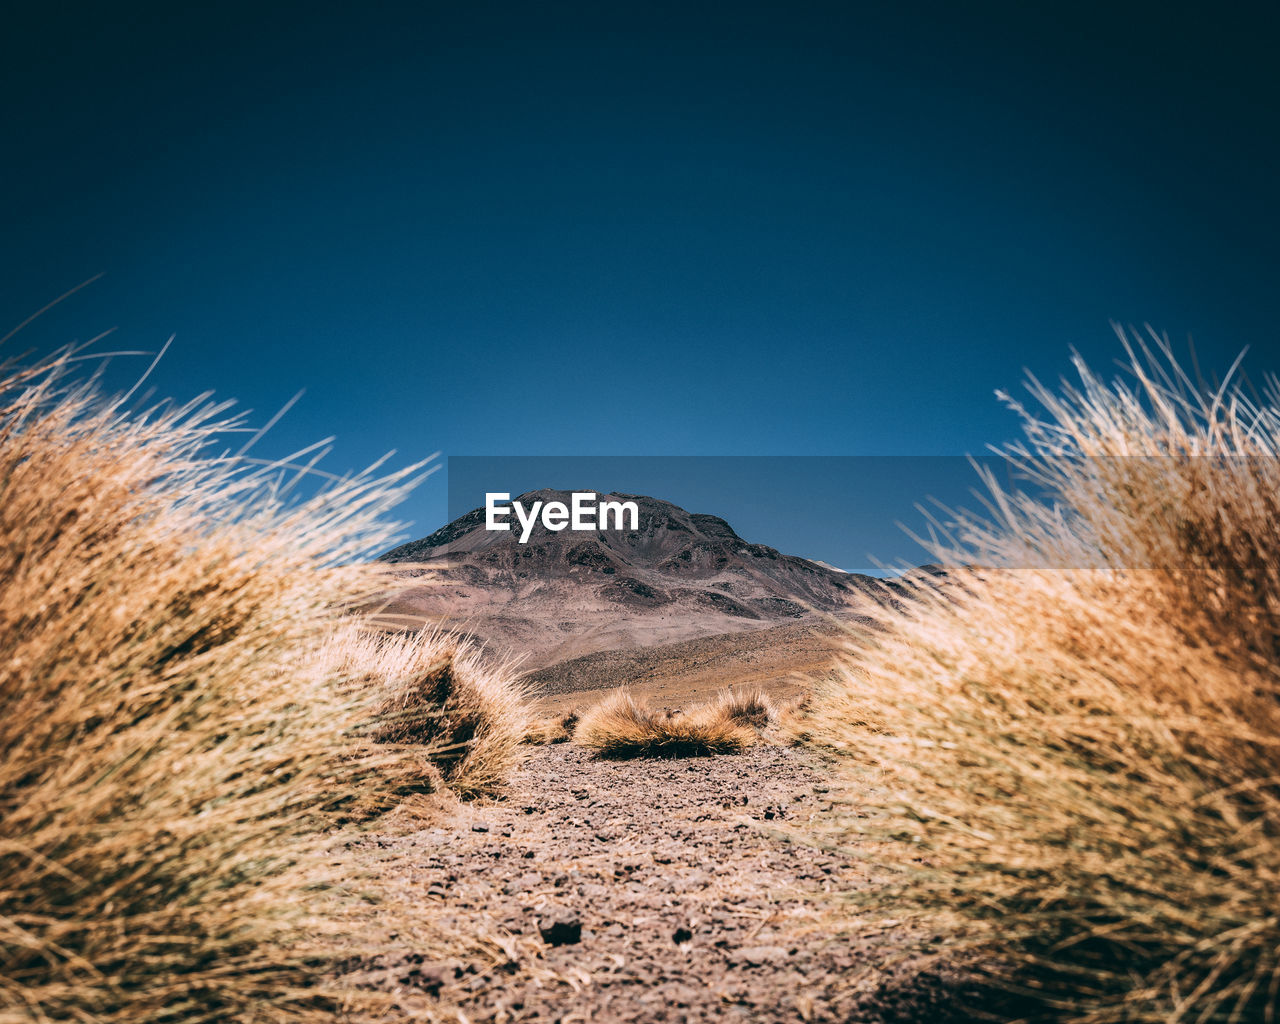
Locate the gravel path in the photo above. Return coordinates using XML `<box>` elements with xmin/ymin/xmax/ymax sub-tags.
<box><xmin>345</xmin><ymin>743</ymin><xmax>979</xmax><ymax>1022</ymax></box>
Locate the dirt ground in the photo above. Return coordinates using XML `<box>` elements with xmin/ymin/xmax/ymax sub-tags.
<box><xmin>342</xmin><ymin>742</ymin><xmax>992</xmax><ymax>1023</ymax></box>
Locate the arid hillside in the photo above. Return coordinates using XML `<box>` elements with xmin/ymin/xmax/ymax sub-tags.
<box><xmin>378</xmin><ymin>491</ymin><xmax>887</xmax><ymax>673</ymax></box>
<box><xmin>526</xmin><ymin>616</ymin><xmax>850</xmax><ymax>715</ymax></box>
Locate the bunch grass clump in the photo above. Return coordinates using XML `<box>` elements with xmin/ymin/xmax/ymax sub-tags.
<box><xmin>574</xmin><ymin>688</ymin><xmax>755</xmax><ymax>758</ymax></box>
<box><xmin>807</xmin><ymin>331</ymin><xmax>1280</xmax><ymax>1022</ymax></box>
<box><xmin>324</xmin><ymin>626</ymin><xmax>530</xmax><ymax>799</ymax></box>
<box><xmin>524</xmin><ymin>708</ymin><xmax>581</xmax><ymax>745</ymax></box>
<box><xmin>713</xmin><ymin>685</ymin><xmax>777</xmax><ymax>730</ymax></box>
<box><xmin>0</xmin><ymin>344</ymin><xmax>439</xmax><ymax>1022</ymax></box>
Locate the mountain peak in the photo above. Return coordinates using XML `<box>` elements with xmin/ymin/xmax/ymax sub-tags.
<box><xmin>379</xmin><ymin>491</ymin><xmax>881</xmax><ymax>669</ymax></box>
<box><xmin>382</xmin><ymin>490</ymin><xmax>748</xmax><ymax>561</ymax></box>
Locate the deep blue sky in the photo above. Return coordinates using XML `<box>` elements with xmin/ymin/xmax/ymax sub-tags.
<box><xmin>2</xmin><ymin>2</ymin><xmax>1277</xmax><ymax>561</ymax></box>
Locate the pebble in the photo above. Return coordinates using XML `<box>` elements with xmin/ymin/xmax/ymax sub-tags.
<box><xmin>538</xmin><ymin>911</ymin><xmax>583</xmax><ymax>946</ymax></box>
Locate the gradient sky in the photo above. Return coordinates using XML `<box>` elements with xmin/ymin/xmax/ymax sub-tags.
<box><xmin>2</xmin><ymin>2</ymin><xmax>1277</xmax><ymax>560</ymax></box>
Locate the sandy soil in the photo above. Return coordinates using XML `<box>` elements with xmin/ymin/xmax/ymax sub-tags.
<box><xmin>342</xmin><ymin>743</ymin><xmax>991</xmax><ymax>1023</ymax></box>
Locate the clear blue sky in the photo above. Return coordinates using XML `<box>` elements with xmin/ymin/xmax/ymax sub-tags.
<box><xmin>2</xmin><ymin>2</ymin><xmax>1277</xmax><ymax>562</ymax></box>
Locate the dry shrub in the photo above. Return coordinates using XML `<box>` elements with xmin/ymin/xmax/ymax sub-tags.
<box><xmin>0</xmin><ymin>345</ymin><xmax>443</xmax><ymax>1022</ymax></box>
<box><xmin>574</xmin><ymin>688</ymin><xmax>755</xmax><ymax>758</ymax></box>
<box><xmin>807</xmin><ymin>332</ymin><xmax>1280</xmax><ymax>1022</ymax></box>
<box><xmin>322</xmin><ymin>626</ymin><xmax>529</xmax><ymax>799</ymax></box>
<box><xmin>714</xmin><ymin>685</ymin><xmax>776</xmax><ymax>730</ymax></box>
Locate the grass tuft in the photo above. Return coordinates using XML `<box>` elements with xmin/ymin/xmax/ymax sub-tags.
<box><xmin>714</xmin><ymin>685</ymin><xmax>777</xmax><ymax>730</ymax></box>
<box><xmin>574</xmin><ymin>688</ymin><xmax>755</xmax><ymax>758</ymax></box>
<box><xmin>326</xmin><ymin>627</ymin><xmax>530</xmax><ymax>799</ymax></box>
<box><xmin>806</xmin><ymin>330</ymin><xmax>1280</xmax><ymax>1022</ymax></box>
<box><xmin>525</xmin><ymin>708</ymin><xmax>581</xmax><ymax>745</ymax></box>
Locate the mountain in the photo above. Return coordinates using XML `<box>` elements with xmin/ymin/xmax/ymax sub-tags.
<box><xmin>378</xmin><ymin>490</ymin><xmax>885</xmax><ymax>672</ymax></box>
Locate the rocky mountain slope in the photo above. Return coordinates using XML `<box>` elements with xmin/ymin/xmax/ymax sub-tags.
<box><xmin>378</xmin><ymin>491</ymin><xmax>884</xmax><ymax>672</ymax></box>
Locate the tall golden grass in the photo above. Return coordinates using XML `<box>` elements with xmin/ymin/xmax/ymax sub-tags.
<box><xmin>0</xmin><ymin>344</ymin><xmax>476</xmax><ymax>1021</ymax></box>
<box><xmin>807</xmin><ymin>333</ymin><xmax>1280</xmax><ymax>1022</ymax></box>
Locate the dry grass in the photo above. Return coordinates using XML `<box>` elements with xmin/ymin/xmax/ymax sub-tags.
<box><xmin>806</xmin><ymin>332</ymin><xmax>1280</xmax><ymax>1022</ymax></box>
<box><xmin>574</xmin><ymin>688</ymin><xmax>756</xmax><ymax>758</ymax></box>
<box><xmin>713</xmin><ymin>685</ymin><xmax>777</xmax><ymax>730</ymax></box>
<box><xmin>0</xmin><ymin>344</ymin><xmax>477</xmax><ymax>1021</ymax></box>
<box><xmin>525</xmin><ymin>708</ymin><xmax>581</xmax><ymax>745</ymax></box>
<box><xmin>323</xmin><ymin>626</ymin><xmax>530</xmax><ymax>799</ymax></box>
<box><xmin>774</xmin><ymin>691</ymin><xmax>815</xmax><ymax>741</ymax></box>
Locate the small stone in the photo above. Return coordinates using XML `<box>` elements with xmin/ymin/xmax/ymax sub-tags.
<box><xmin>471</xmin><ymin>823</ymin><xmax>489</xmax><ymax>833</ymax></box>
<box><xmin>538</xmin><ymin>911</ymin><xmax>582</xmax><ymax>946</ymax></box>
<box><xmin>672</xmin><ymin>926</ymin><xmax>693</xmax><ymax>945</ymax></box>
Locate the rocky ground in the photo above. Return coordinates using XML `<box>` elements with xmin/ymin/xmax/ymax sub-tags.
<box><xmin>343</xmin><ymin>742</ymin><xmax>992</xmax><ymax>1023</ymax></box>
